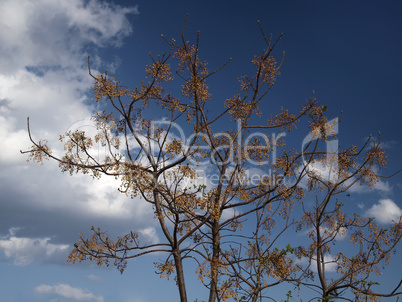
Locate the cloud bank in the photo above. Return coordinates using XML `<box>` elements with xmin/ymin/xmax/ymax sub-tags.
<box><xmin>0</xmin><ymin>0</ymin><xmax>157</xmax><ymax>268</ymax></box>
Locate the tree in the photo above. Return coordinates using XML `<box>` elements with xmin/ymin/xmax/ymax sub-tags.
<box><xmin>22</xmin><ymin>18</ymin><xmax>402</xmax><ymax>302</ymax></box>
<box><xmin>295</xmin><ymin>136</ymin><xmax>402</xmax><ymax>302</ymax></box>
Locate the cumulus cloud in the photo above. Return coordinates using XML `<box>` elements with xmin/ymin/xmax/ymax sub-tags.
<box><xmin>68</xmin><ymin>173</ymin><xmax>152</xmax><ymax>219</ymax></box>
<box><xmin>0</xmin><ymin>0</ymin><xmax>160</xmax><ymax>270</ymax></box>
<box><xmin>0</xmin><ymin>0</ymin><xmax>138</xmax><ymax>73</ymax></box>
<box><xmin>0</xmin><ymin>228</ymin><xmax>69</xmax><ymax>266</ymax></box>
<box><xmin>139</xmin><ymin>227</ymin><xmax>160</xmax><ymax>245</ymax></box>
<box><xmin>297</xmin><ymin>254</ymin><xmax>337</xmax><ymax>273</ymax></box>
<box><xmin>35</xmin><ymin>283</ymin><xmax>103</xmax><ymax>302</ymax></box>
<box><xmin>365</xmin><ymin>199</ymin><xmax>402</xmax><ymax>224</ymax></box>
<box><xmin>0</xmin><ymin>0</ymin><xmax>138</xmax><ymax>164</ymax></box>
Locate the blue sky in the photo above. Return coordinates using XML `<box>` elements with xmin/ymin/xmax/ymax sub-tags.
<box><xmin>0</xmin><ymin>0</ymin><xmax>402</xmax><ymax>301</ymax></box>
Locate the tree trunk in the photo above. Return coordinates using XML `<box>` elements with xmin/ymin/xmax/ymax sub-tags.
<box><xmin>173</xmin><ymin>250</ymin><xmax>188</xmax><ymax>302</ymax></box>
<box><xmin>208</xmin><ymin>220</ymin><xmax>220</xmax><ymax>302</ymax></box>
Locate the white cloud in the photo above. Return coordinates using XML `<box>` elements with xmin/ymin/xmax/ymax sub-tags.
<box><xmin>0</xmin><ymin>0</ymin><xmax>138</xmax><ymax>164</ymax></box>
<box><xmin>316</xmin><ymin>254</ymin><xmax>337</xmax><ymax>273</ymax></box>
<box><xmin>0</xmin><ymin>0</ymin><xmax>153</xmax><ymax>230</ymax></box>
<box><xmin>364</xmin><ymin>136</ymin><xmax>398</xmax><ymax>150</ymax></box>
<box><xmin>372</xmin><ymin>180</ymin><xmax>392</xmax><ymax>193</ymax></box>
<box><xmin>0</xmin><ymin>162</ymin><xmax>155</xmax><ymax>222</ymax></box>
<box><xmin>86</xmin><ymin>274</ymin><xmax>103</xmax><ymax>282</ymax></box>
<box><xmin>0</xmin><ymin>0</ymin><xmax>138</xmax><ymax>73</ymax></box>
<box><xmin>35</xmin><ymin>283</ymin><xmax>103</xmax><ymax>302</ymax></box>
<box><xmin>69</xmin><ymin>173</ymin><xmax>149</xmax><ymax>219</ymax></box>
<box><xmin>299</xmin><ymin>226</ymin><xmax>347</xmax><ymax>248</ymax></box>
<box><xmin>0</xmin><ymin>228</ymin><xmax>69</xmax><ymax>266</ymax></box>
<box><xmin>220</xmin><ymin>207</ymin><xmax>241</xmax><ymax>222</ymax></box>
<box><xmin>139</xmin><ymin>227</ymin><xmax>160</xmax><ymax>245</ymax></box>
<box><xmin>365</xmin><ymin>199</ymin><xmax>402</xmax><ymax>224</ymax></box>
<box><xmin>297</xmin><ymin>254</ymin><xmax>337</xmax><ymax>273</ymax></box>
<box><xmin>7</xmin><ymin>227</ymin><xmax>22</xmax><ymax>237</ymax></box>
<box><xmin>304</xmin><ymin>160</ymin><xmax>339</xmax><ymax>184</ymax></box>
<box><xmin>379</xmin><ymin>140</ymin><xmax>398</xmax><ymax>149</ymax></box>
<box><xmin>0</xmin><ymin>68</ymin><xmax>93</xmax><ymax>165</ymax></box>
<box><xmin>345</xmin><ymin>165</ymin><xmax>392</xmax><ymax>194</ymax></box>
<box><xmin>297</xmin><ymin>156</ymin><xmax>391</xmax><ymax>195</ymax></box>
<box><xmin>296</xmin><ymin>160</ymin><xmax>339</xmax><ymax>191</ymax></box>
<box><xmin>319</xmin><ymin>226</ymin><xmax>347</xmax><ymax>241</ymax></box>
<box><xmin>345</xmin><ymin>178</ymin><xmax>392</xmax><ymax>194</ymax></box>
